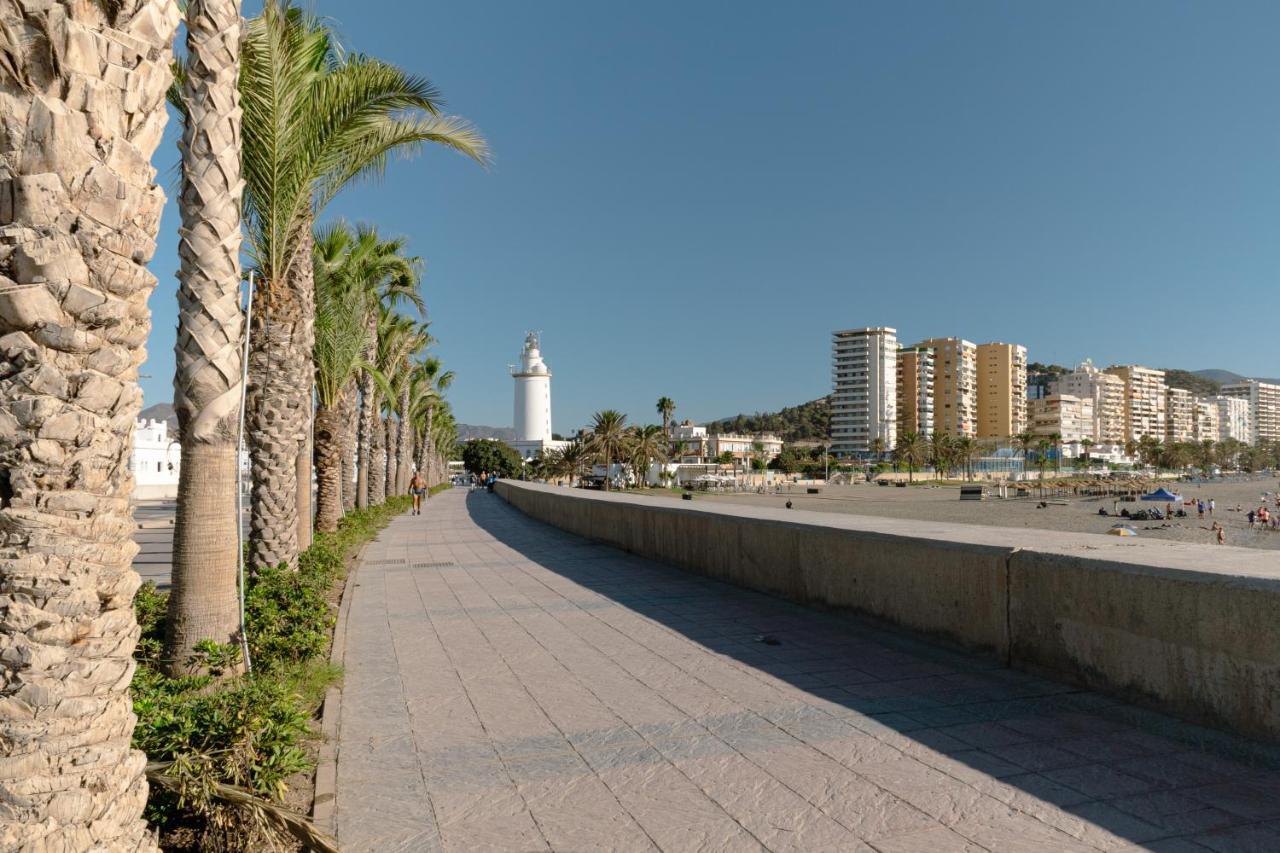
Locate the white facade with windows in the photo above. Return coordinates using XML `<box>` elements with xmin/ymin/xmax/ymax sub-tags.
<box><xmin>1222</xmin><ymin>380</ymin><xmax>1279</xmax><ymax>445</ymax></box>
<box><xmin>131</xmin><ymin>418</ymin><xmax>181</xmax><ymax>499</ymax></box>
<box><xmin>831</xmin><ymin>327</ymin><xmax>897</xmax><ymax>456</ymax></box>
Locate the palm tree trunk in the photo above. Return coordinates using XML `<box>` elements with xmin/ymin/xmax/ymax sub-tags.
<box><xmin>314</xmin><ymin>402</ymin><xmax>345</xmax><ymax>533</ymax></box>
<box><xmin>369</xmin><ymin>411</ymin><xmax>387</xmax><ymax>505</ymax></box>
<box><xmin>295</xmin><ymin>228</ymin><xmax>316</xmax><ymax>554</ymax></box>
<box><xmin>395</xmin><ymin>387</ymin><xmax>411</xmax><ymax>494</ymax></box>
<box><xmin>166</xmin><ymin>0</ymin><xmax>246</xmax><ymax>677</ymax></box>
<box><xmin>355</xmin><ymin>376</ymin><xmax>375</xmax><ymax>509</ymax></box>
<box><xmin>340</xmin><ymin>381</ymin><xmax>357</xmax><ymax>514</ymax></box>
<box><xmin>247</xmin><ymin>307</ymin><xmax>300</xmax><ymax>571</ymax></box>
<box><xmin>0</xmin><ymin>1</ymin><xmax>179</xmax><ymax>846</ymax></box>
<box><xmin>385</xmin><ymin>416</ymin><xmax>398</xmax><ymax>500</ymax></box>
<box><xmin>423</xmin><ymin>403</ymin><xmax>435</xmax><ymax>486</ymax></box>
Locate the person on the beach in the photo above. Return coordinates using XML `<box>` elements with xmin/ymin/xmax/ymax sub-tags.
<box><xmin>1208</xmin><ymin>499</ymin><xmax>1215</xmax><ymax>516</ymax></box>
<box><xmin>1212</xmin><ymin>522</ymin><xmax>1225</xmax><ymax>545</ymax></box>
<box><xmin>410</xmin><ymin>472</ymin><xmax>427</xmax><ymax>515</ymax></box>
<box><xmin>1197</xmin><ymin>499</ymin><xmax>1205</xmax><ymax>519</ymax></box>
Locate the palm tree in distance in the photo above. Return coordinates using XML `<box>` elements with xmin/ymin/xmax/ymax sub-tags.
<box><xmin>630</xmin><ymin>425</ymin><xmax>669</xmax><ymax>487</ymax></box>
<box><xmin>1015</xmin><ymin>431</ymin><xmax>1036</xmax><ymax>476</ymax></box>
<box><xmin>1049</xmin><ymin>432</ymin><xmax>1063</xmax><ymax>476</ymax></box>
<box><xmin>238</xmin><ymin>0</ymin><xmax>487</xmax><ymax>571</ymax></box>
<box><xmin>1080</xmin><ymin>437</ymin><xmax>1095</xmax><ymax>466</ymax></box>
<box><xmin>895</xmin><ymin>432</ymin><xmax>927</xmax><ymax>483</ymax></box>
<box><xmin>870</xmin><ymin>436</ymin><xmax>887</xmax><ymax>462</ymax></box>
<box><xmin>589</xmin><ymin>410</ymin><xmax>629</xmax><ymax>490</ymax></box>
<box><xmin>930</xmin><ymin>432</ymin><xmax>954</xmax><ymax>479</ymax></box>
<box><xmin>953</xmin><ymin>436</ymin><xmax>979</xmax><ymax>481</ymax></box>
<box><xmin>657</xmin><ymin>397</ymin><xmax>676</xmax><ymax>437</ymax></box>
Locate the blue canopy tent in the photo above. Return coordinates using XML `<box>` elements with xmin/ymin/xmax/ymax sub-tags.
<box><xmin>1142</xmin><ymin>487</ymin><xmax>1183</xmax><ymax>502</ymax></box>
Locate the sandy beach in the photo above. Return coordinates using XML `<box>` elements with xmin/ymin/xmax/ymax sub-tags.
<box><xmin>646</xmin><ymin>475</ymin><xmax>1280</xmax><ymax>551</ymax></box>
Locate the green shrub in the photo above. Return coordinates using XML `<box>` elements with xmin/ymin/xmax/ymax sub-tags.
<box><xmin>133</xmin><ymin>494</ymin><xmax>417</xmax><ymax>839</ymax></box>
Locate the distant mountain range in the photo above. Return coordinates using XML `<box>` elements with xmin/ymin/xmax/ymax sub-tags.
<box><xmin>139</xmin><ymin>402</ymin><xmax>177</xmax><ymax>430</ymax></box>
<box><xmin>456</xmin><ymin>424</ymin><xmax>517</xmax><ymax>442</ymax></box>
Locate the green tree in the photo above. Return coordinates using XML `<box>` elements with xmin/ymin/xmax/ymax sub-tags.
<box><xmin>656</xmin><ymin>397</ymin><xmax>676</xmax><ymax>437</ymax></box>
<box><xmin>461</xmin><ymin>439</ymin><xmax>522</xmax><ymax>479</ymax></box>
<box><xmin>930</xmin><ymin>432</ymin><xmax>954</xmax><ymax>479</ymax></box>
<box><xmin>895</xmin><ymin>431</ymin><xmax>928</xmax><ymax>482</ymax></box>
<box><xmin>588</xmin><ymin>410</ymin><xmax>629</xmax><ymax>489</ymax></box>
<box><xmin>1015</xmin><ymin>431</ymin><xmax>1036</xmax><ymax>475</ymax></box>
<box><xmin>629</xmin><ymin>424</ymin><xmax>669</xmax><ymax>486</ymax></box>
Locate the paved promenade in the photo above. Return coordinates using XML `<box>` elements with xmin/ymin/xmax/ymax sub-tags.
<box><xmin>333</xmin><ymin>488</ymin><xmax>1280</xmax><ymax>852</ymax></box>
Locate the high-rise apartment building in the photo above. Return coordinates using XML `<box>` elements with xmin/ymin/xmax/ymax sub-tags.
<box><xmin>1193</xmin><ymin>398</ymin><xmax>1220</xmax><ymax>444</ymax></box>
<box><xmin>914</xmin><ymin>337</ymin><xmax>977</xmax><ymax>437</ymax></box>
<box><xmin>1214</xmin><ymin>395</ymin><xmax>1252</xmax><ymax>444</ymax></box>
<box><xmin>1050</xmin><ymin>360</ymin><xmax>1125</xmax><ymax>444</ymax></box>
<box><xmin>1165</xmin><ymin>387</ymin><xmax>1195</xmax><ymax>444</ymax></box>
<box><xmin>831</xmin><ymin>327</ymin><xmax>898</xmax><ymax>456</ymax></box>
<box><xmin>975</xmin><ymin>342</ymin><xmax>1027</xmax><ymax>438</ymax></box>
<box><xmin>1028</xmin><ymin>394</ymin><xmax>1094</xmax><ymax>443</ymax></box>
<box><xmin>896</xmin><ymin>346</ymin><xmax>935</xmax><ymax>439</ymax></box>
<box><xmin>1222</xmin><ymin>380</ymin><xmax>1280</xmax><ymax>445</ymax></box>
<box><xmin>1104</xmin><ymin>365</ymin><xmax>1167</xmax><ymax>442</ymax></box>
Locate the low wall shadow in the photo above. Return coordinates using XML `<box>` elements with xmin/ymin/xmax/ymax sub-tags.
<box><xmin>467</xmin><ymin>490</ymin><xmax>1280</xmax><ymax>851</ymax></box>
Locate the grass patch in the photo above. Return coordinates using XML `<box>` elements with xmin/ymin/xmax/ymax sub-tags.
<box><xmin>133</xmin><ymin>494</ymin><xmax>419</xmax><ymax>849</ymax></box>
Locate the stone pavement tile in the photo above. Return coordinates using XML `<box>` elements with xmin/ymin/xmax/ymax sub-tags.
<box><xmin>988</xmin><ymin>741</ymin><xmax>1094</xmax><ymax>773</ymax></box>
<box><xmin>918</xmin><ymin>748</ymin><xmax>1026</xmax><ymax>782</ymax></box>
<box><xmin>969</xmin><ymin>772</ymin><xmax>1093</xmax><ymax>810</ymax></box>
<box><xmin>1113</xmin><ymin>754</ymin><xmax>1234</xmax><ymax>791</ymax></box>
<box><xmin>1110</xmin><ymin>790</ymin><xmax>1240</xmax><ymax>837</ymax></box>
<box><xmin>1034</xmin><ymin>801</ymin><xmax>1165</xmax><ymax>850</ymax></box>
<box><xmin>934</xmin><ymin>721</ymin><xmax>1035</xmax><ymax>750</ymax></box>
<box><xmin>517</xmin><ymin>772</ymin><xmax>656</xmax><ymax>852</ymax></box>
<box><xmin>1184</xmin><ymin>777</ymin><xmax>1280</xmax><ymax>821</ymax></box>
<box><xmin>1111</xmin><ymin>840</ymin><xmax>1210</xmax><ymax>853</ymax></box>
<box><xmin>867</xmin><ymin>825</ymin><xmax>988</xmax><ymax>852</ymax></box>
<box><xmin>948</xmin><ymin>806</ymin><xmax>1102</xmax><ymax>852</ymax></box>
<box><xmin>1043</xmin><ymin>763</ymin><xmax>1158</xmax><ymax>800</ymax></box>
<box><xmin>1192</xmin><ymin>822</ymin><xmax>1280</xmax><ymax>853</ymax></box>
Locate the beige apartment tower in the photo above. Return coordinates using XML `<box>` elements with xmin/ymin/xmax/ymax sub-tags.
<box><xmin>1165</xmin><ymin>387</ymin><xmax>1195</xmax><ymax>444</ymax></box>
<box><xmin>1104</xmin><ymin>365</ymin><xmax>1167</xmax><ymax>442</ymax></box>
<box><xmin>1053</xmin><ymin>360</ymin><xmax>1125</xmax><ymax>444</ymax></box>
<box><xmin>914</xmin><ymin>337</ymin><xmax>977</xmax><ymax>437</ymax></box>
<box><xmin>976</xmin><ymin>342</ymin><xmax>1028</xmax><ymax>438</ymax></box>
<box><xmin>896</xmin><ymin>346</ymin><xmax>935</xmax><ymax>439</ymax></box>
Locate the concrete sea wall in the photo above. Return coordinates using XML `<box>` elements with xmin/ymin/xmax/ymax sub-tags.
<box><xmin>497</xmin><ymin>480</ymin><xmax>1280</xmax><ymax>742</ymax></box>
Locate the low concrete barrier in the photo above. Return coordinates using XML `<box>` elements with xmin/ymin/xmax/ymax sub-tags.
<box><xmin>496</xmin><ymin>480</ymin><xmax>1280</xmax><ymax>742</ymax></box>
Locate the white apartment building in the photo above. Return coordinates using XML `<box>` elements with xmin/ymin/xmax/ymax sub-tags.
<box><xmin>1104</xmin><ymin>365</ymin><xmax>1167</xmax><ymax>442</ymax></box>
<box><xmin>915</xmin><ymin>337</ymin><xmax>977</xmax><ymax>437</ymax></box>
<box><xmin>1222</xmin><ymin>380</ymin><xmax>1280</xmax><ymax>445</ymax></box>
<box><xmin>131</xmin><ymin>418</ymin><xmax>182</xmax><ymax>499</ymax></box>
<box><xmin>1165</xmin><ymin>387</ymin><xmax>1195</xmax><ymax>444</ymax></box>
<box><xmin>1028</xmin><ymin>394</ymin><xmax>1095</xmax><ymax>443</ymax></box>
<box><xmin>1214</xmin><ymin>395</ymin><xmax>1252</xmax><ymax>444</ymax></box>
<box><xmin>831</xmin><ymin>327</ymin><xmax>898</xmax><ymax>456</ymax></box>
<box><xmin>670</xmin><ymin>422</ymin><xmax>710</xmax><ymax>462</ymax></box>
<box><xmin>1193</xmin><ymin>398</ymin><xmax>1220</xmax><ymax>444</ymax></box>
<box><xmin>709</xmin><ymin>433</ymin><xmax>783</xmax><ymax>464</ymax></box>
<box><xmin>1052</xmin><ymin>360</ymin><xmax>1125</xmax><ymax>444</ymax></box>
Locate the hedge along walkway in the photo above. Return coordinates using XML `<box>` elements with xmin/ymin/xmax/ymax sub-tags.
<box><xmin>332</xmin><ymin>488</ymin><xmax>1280</xmax><ymax>853</ymax></box>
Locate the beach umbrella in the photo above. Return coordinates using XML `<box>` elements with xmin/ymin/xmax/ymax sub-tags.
<box><xmin>1107</xmin><ymin>525</ymin><xmax>1138</xmax><ymax>536</ymax></box>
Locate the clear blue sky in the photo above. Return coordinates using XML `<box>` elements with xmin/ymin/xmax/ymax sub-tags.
<box><xmin>142</xmin><ymin>0</ymin><xmax>1280</xmax><ymax>432</ymax></box>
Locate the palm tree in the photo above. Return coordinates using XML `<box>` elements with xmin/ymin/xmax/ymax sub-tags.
<box><xmin>1015</xmin><ymin>431</ymin><xmax>1036</xmax><ymax>476</ymax></box>
<box><xmin>165</xmin><ymin>0</ymin><xmax>248</xmax><ymax>677</ymax></box>
<box><xmin>0</xmin><ymin>0</ymin><xmax>179</xmax><ymax>844</ymax></box>
<box><xmin>629</xmin><ymin>425</ymin><xmax>669</xmax><ymax>487</ymax></box>
<box><xmin>239</xmin><ymin>1</ymin><xmax>487</xmax><ymax>570</ymax></box>
<box><xmin>930</xmin><ymin>432</ymin><xmax>954</xmax><ymax>479</ymax></box>
<box><xmin>1049</xmin><ymin>432</ymin><xmax>1063</xmax><ymax>476</ymax></box>
<box><xmin>557</xmin><ymin>440</ymin><xmax>587</xmax><ymax>485</ymax></box>
<box><xmin>656</xmin><ymin>397</ymin><xmax>676</xmax><ymax>437</ymax></box>
<box><xmin>1035</xmin><ymin>439</ymin><xmax>1053</xmax><ymax>481</ymax></box>
<box><xmin>410</xmin><ymin>357</ymin><xmax>454</xmax><ymax>489</ymax></box>
<box><xmin>870</xmin><ymin>436</ymin><xmax>887</xmax><ymax>462</ymax></box>
<box><xmin>895</xmin><ymin>432</ymin><xmax>927</xmax><ymax>482</ymax></box>
<box><xmin>589</xmin><ymin>410</ymin><xmax>629</xmax><ymax>489</ymax></box>
<box><xmin>312</xmin><ymin>243</ymin><xmax>383</xmax><ymax>532</ymax></box>
<box><xmin>953</xmin><ymin>437</ymin><xmax>979</xmax><ymax>482</ymax></box>
<box><xmin>1080</xmin><ymin>437</ymin><xmax>1095</xmax><ymax>465</ymax></box>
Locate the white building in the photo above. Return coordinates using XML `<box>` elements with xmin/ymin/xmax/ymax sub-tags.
<box><xmin>1214</xmin><ymin>395</ymin><xmax>1252</xmax><ymax>444</ymax></box>
<box><xmin>131</xmin><ymin>418</ymin><xmax>182</xmax><ymax>499</ymax></box>
<box><xmin>1028</xmin><ymin>394</ymin><xmax>1095</xmax><ymax>443</ymax></box>
<box><xmin>831</xmin><ymin>327</ymin><xmax>897</xmax><ymax>456</ymax></box>
<box><xmin>1052</xmin><ymin>360</ymin><xmax>1125</xmax><ymax>444</ymax></box>
<box><xmin>1222</xmin><ymin>380</ymin><xmax>1279</xmax><ymax>445</ymax></box>
<box><xmin>507</xmin><ymin>332</ymin><xmax>569</xmax><ymax>461</ymax></box>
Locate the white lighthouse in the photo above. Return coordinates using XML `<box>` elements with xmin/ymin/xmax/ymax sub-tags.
<box><xmin>512</xmin><ymin>332</ymin><xmax>552</xmax><ymax>441</ymax></box>
<box><xmin>508</xmin><ymin>333</ymin><xmax>568</xmax><ymax>461</ymax></box>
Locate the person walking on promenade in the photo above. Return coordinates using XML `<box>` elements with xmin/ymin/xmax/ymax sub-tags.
<box><xmin>410</xmin><ymin>472</ymin><xmax>427</xmax><ymax>515</ymax></box>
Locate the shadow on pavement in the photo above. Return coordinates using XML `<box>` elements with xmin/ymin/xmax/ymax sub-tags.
<box><xmin>465</xmin><ymin>489</ymin><xmax>1280</xmax><ymax>852</ymax></box>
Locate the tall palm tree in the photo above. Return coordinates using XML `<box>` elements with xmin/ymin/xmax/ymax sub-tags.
<box><xmin>895</xmin><ymin>432</ymin><xmax>927</xmax><ymax>482</ymax></box>
<box><xmin>240</xmin><ymin>0</ymin><xmax>486</xmax><ymax>570</ymax></box>
<box><xmin>1049</xmin><ymin>431</ymin><xmax>1063</xmax><ymax>476</ymax></box>
<box><xmin>1080</xmin><ymin>437</ymin><xmax>1095</xmax><ymax>465</ymax></box>
<box><xmin>1015</xmin><ymin>431</ymin><xmax>1036</xmax><ymax>476</ymax></box>
<box><xmin>629</xmin><ymin>425</ymin><xmax>669</xmax><ymax>486</ymax></box>
<box><xmin>411</xmin><ymin>357</ymin><xmax>454</xmax><ymax>485</ymax></box>
<box><xmin>930</xmin><ymin>432</ymin><xmax>954</xmax><ymax>479</ymax></box>
<box><xmin>0</xmin><ymin>0</ymin><xmax>179</xmax><ymax>844</ymax></box>
<box><xmin>870</xmin><ymin>436</ymin><xmax>887</xmax><ymax>461</ymax></box>
<box><xmin>953</xmin><ymin>436</ymin><xmax>979</xmax><ymax>481</ymax></box>
<box><xmin>589</xmin><ymin>410</ymin><xmax>629</xmax><ymax>490</ymax></box>
<box><xmin>656</xmin><ymin>397</ymin><xmax>676</xmax><ymax>437</ymax></box>
<box><xmin>165</xmin><ymin>0</ymin><xmax>247</xmax><ymax>678</ymax></box>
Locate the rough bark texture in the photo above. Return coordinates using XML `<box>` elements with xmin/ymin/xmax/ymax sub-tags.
<box><xmin>394</xmin><ymin>387</ymin><xmax>410</xmax><ymax>495</ymax></box>
<box><xmin>340</xmin><ymin>381</ymin><xmax>356</xmax><ymax>514</ymax></box>
<box><xmin>247</xmin><ymin>226</ymin><xmax>313</xmax><ymax>571</ymax></box>
<box><xmin>292</xmin><ymin>233</ymin><xmax>314</xmax><ymax>554</ymax></box>
<box><xmin>312</xmin><ymin>402</ymin><xmax>343</xmax><ymax>533</ymax></box>
<box><xmin>0</xmin><ymin>1</ymin><xmax>179</xmax><ymax>848</ymax></box>
<box><xmin>368</xmin><ymin>410</ymin><xmax>386</xmax><ymax>506</ymax></box>
<box><xmin>166</xmin><ymin>0</ymin><xmax>245</xmax><ymax>675</ymax></box>
<box><xmin>354</xmin><ymin>369</ymin><xmax>374</xmax><ymax>509</ymax></box>
<box><xmin>384</xmin><ymin>416</ymin><xmax>397</xmax><ymax>501</ymax></box>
